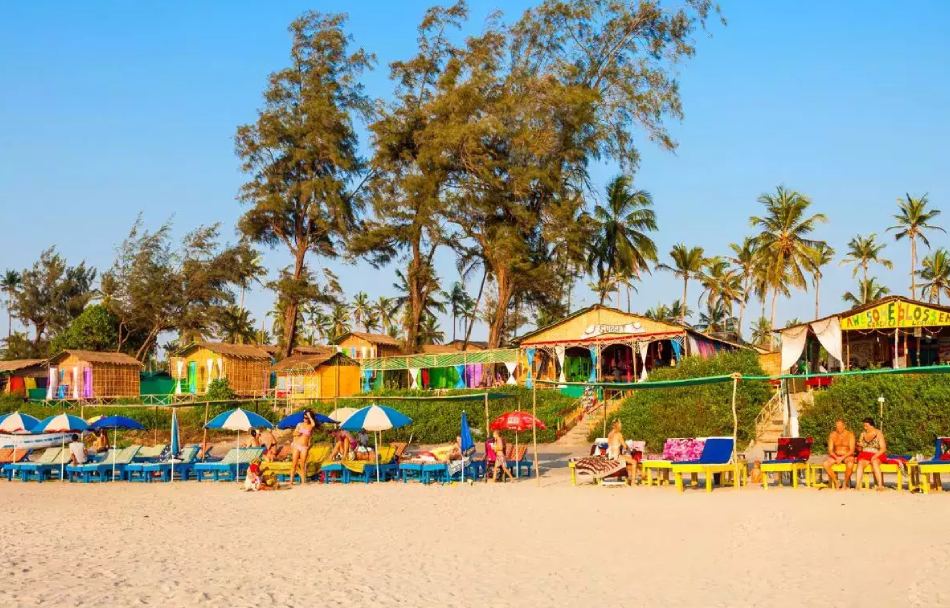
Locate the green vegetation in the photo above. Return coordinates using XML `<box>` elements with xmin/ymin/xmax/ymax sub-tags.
<box><xmin>800</xmin><ymin>374</ymin><xmax>950</xmax><ymax>456</ymax></box>
<box><xmin>592</xmin><ymin>351</ymin><xmax>773</xmax><ymax>452</ymax></box>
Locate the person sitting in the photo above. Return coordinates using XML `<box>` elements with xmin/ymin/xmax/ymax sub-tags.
<box><xmin>330</xmin><ymin>429</ymin><xmax>353</xmax><ymax>461</ymax></box>
<box><xmin>449</xmin><ymin>435</ymin><xmax>463</xmax><ymax>461</ymax></box>
<box><xmin>856</xmin><ymin>417</ymin><xmax>887</xmax><ymax>490</ymax></box>
<box><xmin>490</xmin><ymin>430</ymin><xmax>513</xmax><ymax>482</ymax></box>
<box><xmin>68</xmin><ymin>434</ymin><xmax>88</xmax><ymax>465</ymax></box>
<box><xmin>244</xmin><ymin>460</ymin><xmax>262</xmax><ymax>491</ymax></box>
<box><xmin>258</xmin><ymin>427</ymin><xmax>277</xmax><ymax>453</ymax></box>
<box><xmin>822</xmin><ymin>418</ymin><xmax>856</xmax><ymax>489</ymax></box>
<box><xmin>90</xmin><ymin>429</ymin><xmax>109</xmax><ymax>455</ymax></box>
<box><xmin>607</xmin><ymin>420</ymin><xmax>640</xmax><ymax>484</ymax></box>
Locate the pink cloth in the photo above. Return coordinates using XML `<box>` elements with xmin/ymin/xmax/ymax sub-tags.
<box><xmin>662</xmin><ymin>438</ymin><xmax>706</xmax><ymax>462</ymax></box>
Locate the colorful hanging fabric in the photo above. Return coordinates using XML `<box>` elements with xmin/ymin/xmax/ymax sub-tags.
<box><xmin>588</xmin><ymin>347</ymin><xmax>598</xmax><ymax>382</ymax></box>
<box><xmin>408</xmin><ymin>367</ymin><xmax>419</xmax><ymax>389</ymax></box>
<box><xmin>670</xmin><ymin>339</ymin><xmax>682</xmax><ymax>362</ymax></box>
<box><xmin>46</xmin><ymin>366</ymin><xmax>58</xmax><ymax>400</ymax></box>
<box><xmin>555</xmin><ymin>346</ymin><xmax>566</xmax><ymax>384</ymax></box>
<box><xmin>455</xmin><ymin>364</ymin><xmax>466</xmax><ymax>389</ymax></box>
<box><xmin>361</xmin><ymin>369</ymin><xmax>373</xmax><ymax>393</ymax></box>
<box><xmin>421</xmin><ymin>368</ymin><xmax>430</xmax><ymax>388</ymax></box>
<box><xmin>525</xmin><ymin>348</ymin><xmax>536</xmax><ymax>389</ymax></box>
<box><xmin>83</xmin><ymin>366</ymin><xmax>93</xmax><ymax>398</ymax></box>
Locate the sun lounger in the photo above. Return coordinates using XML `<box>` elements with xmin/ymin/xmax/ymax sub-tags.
<box><xmin>671</xmin><ymin>437</ymin><xmax>744</xmax><ymax>492</ymax></box>
<box><xmin>761</xmin><ymin>437</ymin><xmax>813</xmax><ymax>489</ymax></box>
<box><xmin>261</xmin><ymin>444</ymin><xmax>330</xmax><ymax>483</ymax></box>
<box><xmin>0</xmin><ymin>447</ymin><xmax>31</xmax><ymax>479</ymax></box>
<box><xmin>132</xmin><ymin>444</ymin><xmax>167</xmax><ymax>462</ymax></box>
<box><xmin>126</xmin><ymin>445</ymin><xmax>201</xmax><ymax>482</ymax></box>
<box><xmin>193</xmin><ymin>447</ymin><xmax>263</xmax><ymax>481</ymax></box>
<box><xmin>66</xmin><ymin>446</ymin><xmax>142</xmax><ymax>482</ymax></box>
<box><xmin>569</xmin><ymin>456</ymin><xmax>627</xmax><ymax>485</ymax></box>
<box><xmin>5</xmin><ymin>447</ymin><xmax>61</xmax><ymax>481</ymax></box>
<box><xmin>642</xmin><ymin>437</ymin><xmax>706</xmax><ymax>486</ymax></box>
<box><xmin>26</xmin><ymin>448</ymin><xmax>73</xmax><ymax>482</ymax></box>
<box><xmin>506</xmin><ymin>444</ymin><xmax>532</xmax><ymax>477</ymax></box>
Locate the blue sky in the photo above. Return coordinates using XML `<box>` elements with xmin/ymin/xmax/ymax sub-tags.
<box><xmin>1</xmin><ymin>1</ymin><xmax>948</xmax><ymax>342</ymax></box>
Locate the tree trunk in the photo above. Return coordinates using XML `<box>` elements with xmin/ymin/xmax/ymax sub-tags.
<box><xmin>281</xmin><ymin>247</ymin><xmax>308</xmax><ymax>358</ymax></box>
<box><xmin>814</xmin><ymin>278</ymin><xmax>821</xmax><ymax>318</ymax></box>
<box><xmin>681</xmin><ymin>277</ymin><xmax>688</xmax><ymax>324</ymax></box>
<box><xmin>487</xmin><ymin>267</ymin><xmax>512</xmax><ymax>349</ymax></box>
<box><xmin>910</xmin><ymin>235</ymin><xmax>917</xmax><ymax>299</ymax></box>
<box><xmin>769</xmin><ymin>289</ymin><xmax>778</xmax><ymax>349</ymax></box>
<box><xmin>462</xmin><ymin>268</ymin><xmax>487</xmax><ymax>350</ymax></box>
<box><xmin>626</xmin><ymin>284</ymin><xmax>632</xmax><ymax>313</ymax></box>
<box><xmin>403</xmin><ymin>244</ymin><xmax>425</xmax><ymax>354</ymax></box>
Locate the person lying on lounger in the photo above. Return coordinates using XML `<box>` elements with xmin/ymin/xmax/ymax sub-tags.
<box><xmin>822</xmin><ymin>419</ymin><xmax>856</xmax><ymax>489</ymax></box>
<box><xmin>856</xmin><ymin>417</ymin><xmax>887</xmax><ymax>491</ymax></box>
<box><xmin>607</xmin><ymin>420</ymin><xmax>640</xmax><ymax>485</ymax></box>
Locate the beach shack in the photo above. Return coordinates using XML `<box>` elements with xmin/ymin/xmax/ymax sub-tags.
<box><xmin>0</xmin><ymin>359</ymin><xmax>47</xmax><ymax>398</ymax></box>
<box><xmin>171</xmin><ymin>342</ymin><xmax>271</xmax><ymax>397</ymax></box>
<box><xmin>334</xmin><ymin>332</ymin><xmax>402</xmax><ymax>360</ymax></box>
<box><xmin>777</xmin><ymin>295</ymin><xmax>950</xmax><ymax>376</ymax></box>
<box><xmin>271</xmin><ymin>351</ymin><xmax>360</xmax><ymax>400</ymax></box>
<box><xmin>46</xmin><ymin>350</ymin><xmax>142</xmax><ymax>399</ymax></box>
<box><xmin>517</xmin><ymin>304</ymin><xmax>744</xmax><ymax>394</ymax></box>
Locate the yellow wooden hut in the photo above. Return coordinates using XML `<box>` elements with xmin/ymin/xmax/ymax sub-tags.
<box><xmin>171</xmin><ymin>342</ymin><xmax>271</xmax><ymax>397</ymax></box>
<box><xmin>47</xmin><ymin>350</ymin><xmax>142</xmax><ymax>399</ymax></box>
<box><xmin>271</xmin><ymin>352</ymin><xmax>360</xmax><ymax>400</ymax></box>
<box><xmin>334</xmin><ymin>332</ymin><xmax>402</xmax><ymax>359</ymax></box>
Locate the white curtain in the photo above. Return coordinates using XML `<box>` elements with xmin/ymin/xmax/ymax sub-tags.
<box><xmin>555</xmin><ymin>346</ymin><xmax>566</xmax><ymax>384</ymax></box>
<box><xmin>408</xmin><ymin>367</ymin><xmax>419</xmax><ymax>389</ymax></box>
<box><xmin>206</xmin><ymin>359</ymin><xmax>214</xmax><ymax>391</ymax></box>
<box><xmin>175</xmin><ymin>360</ymin><xmax>183</xmax><ymax>395</ymax></box>
<box><xmin>810</xmin><ymin>317</ymin><xmax>843</xmax><ymax>366</ymax></box>
<box><xmin>505</xmin><ymin>361</ymin><xmax>517</xmax><ymax>385</ymax></box>
<box><xmin>72</xmin><ymin>366</ymin><xmax>80</xmax><ymax>399</ymax></box>
<box><xmin>780</xmin><ymin>325</ymin><xmax>809</xmax><ymax>373</ymax></box>
<box><xmin>637</xmin><ymin>342</ymin><xmax>650</xmax><ymax>382</ymax></box>
<box><xmin>47</xmin><ymin>366</ymin><xmax>58</xmax><ymax>399</ymax></box>
<box><xmin>216</xmin><ymin>358</ymin><xmax>225</xmax><ymax>379</ymax></box>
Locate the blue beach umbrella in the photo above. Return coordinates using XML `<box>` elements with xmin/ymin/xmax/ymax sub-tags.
<box><xmin>205</xmin><ymin>408</ymin><xmax>274</xmax><ymax>482</ymax></box>
<box><xmin>169</xmin><ymin>409</ymin><xmax>180</xmax><ymax>457</ymax></box>
<box><xmin>277</xmin><ymin>410</ymin><xmax>335</xmax><ymax>429</ymax></box>
<box><xmin>34</xmin><ymin>414</ymin><xmax>89</xmax><ymax>481</ymax></box>
<box><xmin>341</xmin><ymin>405</ymin><xmax>412</xmax><ymax>482</ymax></box>
<box><xmin>0</xmin><ymin>411</ymin><xmax>40</xmax><ymax>434</ymax></box>
<box><xmin>88</xmin><ymin>415</ymin><xmax>144</xmax><ymax>480</ymax></box>
<box><xmin>460</xmin><ymin>411</ymin><xmax>474</xmax><ymax>482</ymax></box>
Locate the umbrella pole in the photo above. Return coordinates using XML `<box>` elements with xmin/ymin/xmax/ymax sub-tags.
<box><xmin>235</xmin><ymin>430</ymin><xmax>240</xmax><ymax>483</ymax></box>
<box><xmin>532</xmin><ymin>382</ymin><xmax>539</xmax><ymax>486</ymax></box>
<box><xmin>113</xmin><ymin>427</ymin><xmax>118</xmax><ymax>481</ymax></box>
<box><xmin>61</xmin><ymin>434</ymin><xmax>65</xmax><ymax>482</ymax></box>
<box><xmin>515</xmin><ymin>432</ymin><xmax>519</xmax><ymax>479</ymax></box>
<box><xmin>375</xmin><ymin>431</ymin><xmax>380</xmax><ymax>483</ymax></box>
<box><xmin>731</xmin><ymin>374</ymin><xmax>740</xmax><ymax>489</ymax></box>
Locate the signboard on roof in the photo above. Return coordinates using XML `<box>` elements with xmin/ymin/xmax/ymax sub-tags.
<box><xmin>841</xmin><ymin>300</ymin><xmax>950</xmax><ymax>330</ymax></box>
<box><xmin>582</xmin><ymin>322</ymin><xmax>645</xmax><ymax>337</ymax></box>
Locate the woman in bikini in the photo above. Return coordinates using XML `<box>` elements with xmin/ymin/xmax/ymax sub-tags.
<box><xmin>855</xmin><ymin>417</ymin><xmax>887</xmax><ymax>490</ymax></box>
<box><xmin>289</xmin><ymin>410</ymin><xmax>316</xmax><ymax>485</ymax></box>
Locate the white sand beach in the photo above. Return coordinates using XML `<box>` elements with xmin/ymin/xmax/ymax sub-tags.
<box><xmin>3</xmin><ymin>464</ymin><xmax>949</xmax><ymax>608</ymax></box>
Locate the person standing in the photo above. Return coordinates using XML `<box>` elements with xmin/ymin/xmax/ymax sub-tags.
<box><xmin>289</xmin><ymin>410</ymin><xmax>316</xmax><ymax>485</ymax></box>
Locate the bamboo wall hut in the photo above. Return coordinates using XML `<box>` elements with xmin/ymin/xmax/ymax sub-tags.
<box><xmin>0</xmin><ymin>359</ymin><xmax>47</xmax><ymax>398</ymax></box>
<box><xmin>171</xmin><ymin>342</ymin><xmax>271</xmax><ymax>397</ymax></box>
<box><xmin>272</xmin><ymin>352</ymin><xmax>360</xmax><ymax>399</ymax></box>
<box><xmin>46</xmin><ymin>350</ymin><xmax>142</xmax><ymax>399</ymax></box>
<box><xmin>334</xmin><ymin>332</ymin><xmax>402</xmax><ymax>359</ymax></box>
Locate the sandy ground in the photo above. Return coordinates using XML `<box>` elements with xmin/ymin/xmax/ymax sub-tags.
<box><xmin>2</xmin><ymin>457</ymin><xmax>949</xmax><ymax>608</ymax></box>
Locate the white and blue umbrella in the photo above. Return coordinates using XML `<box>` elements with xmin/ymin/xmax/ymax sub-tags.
<box><xmin>34</xmin><ymin>414</ymin><xmax>89</xmax><ymax>481</ymax></box>
<box><xmin>0</xmin><ymin>412</ymin><xmax>40</xmax><ymax>434</ymax></box>
<box><xmin>205</xmin><ymin>408</ymin><xmax>274</xmax><ymax>482</ymax></box>
<box><xmin>89</xmin><ymin>415</ymin><xmax>145</xmax><ymax>481</ymax></box>
<box><xmin>168</xmin><ymin>408</ymin><xmax>181</xmax><ymax>481</ymax></box>
<box><xmin>341</xmin><ymin>405</ymin><xmax>412</xmax><ymax>482</ymax></box>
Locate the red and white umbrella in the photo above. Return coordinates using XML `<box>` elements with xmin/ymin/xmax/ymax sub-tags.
<box><xmin>489</xmin><ymin>411</ymin><xmax>546</xmax><ymax>479</ymax></box>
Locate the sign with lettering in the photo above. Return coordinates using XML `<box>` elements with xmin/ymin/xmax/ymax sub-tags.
<box><xmin>582</xmin><ymin>322</ymin><xmax>644</xmax><ymax>337</ymax></box>
<box><xmin>841</xmin><ymin>301</ymin><xmax>950</xmax><ymax>330</ymax></box>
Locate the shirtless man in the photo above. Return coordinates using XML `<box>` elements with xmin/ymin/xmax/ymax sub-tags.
<box><xmin>822</xmin><ymin>419</ymin><xmax>856</xmax><ymax>489</ymax></box>
<box><xmin>607</xmin><ymin>420</ymin><xmax>639</xmax><ymax>485</ymax></box>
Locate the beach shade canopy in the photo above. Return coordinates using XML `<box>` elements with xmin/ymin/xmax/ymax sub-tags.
<box><xmin>340</xmin><ymin>405</ymin><xmax>412</xmax><ymax>432</ymax></box>
<box><xmin>88</xmin><ymin>415</ymin><xmax>144</xmax><ymax>431</ymax></box>
<box><xmin>490</xmin><ymin>411</ymin><xmax>547</xmax><ymax>432</ymax></box>
<box><xmin>277</xmin><ymin>410</ymin><xmax>335</xmax><ymax>429</ymax></box>
<box><xmin>33</xmin><ymin>414</ymin><xmax>89</xmax><ymax>434</ymax></box>
<box><xmin>0</xmin><ymin>412</ymin><xmax>40</xmax><ymax>434</ymax></box>
<box><xmin>205</xmin><ymin>408</ymin><xmax>274</xmax><ymax>431</ymax></box>
<box><xmin>328</xmin><ymin>407</ymin><xmax>358</xmax><ymax>424</ymax></box>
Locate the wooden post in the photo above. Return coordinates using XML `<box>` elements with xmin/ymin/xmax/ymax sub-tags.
<box><xmin>532</xmin><ymin>380</ymin><xmax>539</xmax><ymax>485</ymax></box>
<box><xmin>483</xmin><ymin>392</ymin><xmax>489</xmax><ymax>446</ymax></box>
<box><xmin>731</xmin><ymin>373</ymin><xmax>740</xmax><ymax>488</ymax></box>
<box><xmin>200</xmin><ymin>401</ymin><xmax>210</xmax><ymax>461</ymax></box>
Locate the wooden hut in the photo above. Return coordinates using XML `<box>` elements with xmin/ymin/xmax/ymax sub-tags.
<box><xmin>47</xmin><ymin>350</ymin><xmax>142</xmax><ymax>399</ymax></box>
<box><xmin>171</xmin><ymin>342</ymin><xmax>271</xmax><ymax>397</ymax></box>
<box><xmin>271</xmin><ymin>352</ymin><xmax>360</xmax><ymax>400</ymax></box>
<box><xmin>0</xmin><ymin>359</ymin><xmax>47</xmax><ymax>398</ymax></box>
<box><xmin>334</xmin><ymin>332</ymin><xmax>402</xmax><ymax>359</ymax></box>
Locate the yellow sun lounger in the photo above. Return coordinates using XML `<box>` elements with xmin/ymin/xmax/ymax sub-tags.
<box><xmin>260</xmin><ymin>444</ymin><xmax>330</xmax><ymax>483</ymax></box>
<box><xmin>671</xmin><ymin>438</ymin><xmax>744</xmax><ymax>493</ymax></box>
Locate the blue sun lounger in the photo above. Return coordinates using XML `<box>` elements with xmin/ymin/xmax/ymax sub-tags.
<box><xmin>66</xmin><ymin>446</ymin><xmax>142</xmax><ymax>482</ymax></box>
<box><xmin>194</xmin><ymin>447</ymin><xmax>263</xmax><ymax>481</ymax></box>
<box><xmin>126</xmin><ymin>445</ymin><xmax>200</xmax><ymax>482</ymax></box>
<box><xmin>5</xmin><ymin>447</ymin><xmax>63</xmax><ymax>481</ymax></box>
<box><xmin>671</xmin><ymin>437</ymin><xmax>744</xmax><ymax>492</ymax></box>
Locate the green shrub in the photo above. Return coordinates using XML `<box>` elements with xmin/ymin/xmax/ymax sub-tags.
<box><xmin>205</xmin><ymin>378</ymin><xmax>236</xmax><ymax>403</ymax></box>
<box><xmin>800</xmin><ymin>373</ymin><xmax>950</xmax><ymax>456</ymax></box>
<box><xmin>594</xmin><ymin>351</ymin><xmax>773</xmax><ymax>452</ymax></box>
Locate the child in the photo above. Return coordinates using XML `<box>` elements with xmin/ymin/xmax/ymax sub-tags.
<box><xmin>244</xmin><ymin>460</ymin><xmax>262</xmax><ymax>492</ymax></box>
<box><xmin>749</xmin><ymin>459</ymin><xmax>762</xmax><ymax>485</ymax></box>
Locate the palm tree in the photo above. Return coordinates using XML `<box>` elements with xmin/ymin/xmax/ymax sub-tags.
<box><xmin>668</xmin><ymin>299</ymin><xmax>692</xmax><ymax>324</ymax></box>
<box><xmin>329</xmin><ymin>303</ymin><xmax>350</xmax><ymax>341</ymax></box>
<box><xmin>696</xmin><ymin>301</ymin><xmax>737</xmax><ymax>337</ymax></box>
<box><xmin>888</xmin><ymin>193</ymin><xmax>944</xmax><ymax>299</ymax></box>
<box><xmin>587</xmin><ymin>175</ymin><xmax>658</xmax><ymax>307</ymax></box>
<box><xmin>808</xmin><ymin>243</ymin><xmax>836</xmax><ymax>318</ymax></box>
<box><xmin>448</xmin><ymin>282</ymin><xmax>474</xmax><ymax>341</ymax></box>
<box><xmin>841</xmin><ymin>234</ymin><xmax>893</xmax><ymax>303</ymax></box>
<box><xmin>698</xmin><ymin>257</ymin><xmax>743</xmax><ymax>322</ymax></box>
<box><xmin>644</xmin><ymin>303</ymin><xmax>671</xmax><ymax>322</ymax></box>
<box><xmin>728</xmin><ymin>238</ymin><xmax>757</xmax><ymax>341</ymax></box>
<box><xmin>1</xmin><ymin>269</ymin><xmax>21</xmax><ymax>339</ymax></box>
<box><xmin>749</xmin><ymin>317</ymin><xmax>773</xmax><ymax>350</ymax></box>
<box><xmin>658</xmin><ymin>244</ymin><xmax>706</xmax><ymax>324</ymax></box>
<box><xmin>918</xmin><ymin>248</ymin><xmax>950</xmax><ymax>304</ymax></box>
<box><xmin>417</xmin><ymin>312</ymin><xmax>444</xmax><ymax>345</ymax></box>
<box><xmin>352</xmin><ymin>292</ymin><xmax>373</xmax><ymax>333</ymax></box>
<box><xmin>374</xmin><ymin>296</ymin><xmax>397</xmax><ymax>335</ymax></box>
<box><xmin>843</xmin><ymin>277</ymin><xmax>891</xmax><ymax>307</ymax></box>
<box><xmin>750</xmin><ymin>186</ymin><xmax>827</xmax><ymax>332</ymax></box>
<box><xmin>216</xmin><ymin>305</ymin><xmax>257</xmax><ymax>344</ymax></box>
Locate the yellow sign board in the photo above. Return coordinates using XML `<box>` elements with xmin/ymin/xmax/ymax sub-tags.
<box><xmin>841</xmin><ymin>300</ymin><xmax>950</xmax><ymax>330</ymax></box>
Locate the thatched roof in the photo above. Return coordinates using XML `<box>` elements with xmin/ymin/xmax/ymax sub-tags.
<box><xmin>292</xmin><ymin>345</ymin><xmax>338</xmax><ymax>355</ymax></box>
<box><xmin>271</xmin><ymin>352</ymin><xmax>356</xmax><ymax>373</ymax></box>
<box><xmin>335</xmin><ymin>331</ymin><xmax>401</xmax><ymax>347</ymax></box>
<box><xmin>178</xmin><ymin>342</ymin><xmax>271</xmax><ymax>361</ymax></box>
<box><xmin>0</xmin><ymin>359</ymin><xmax>46</xmax><ymax>374</ymax></box>
<box><xmin>49</xmin><ymin>350</ymin><xmax>143</xmax><ymax>367</ymax></box>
